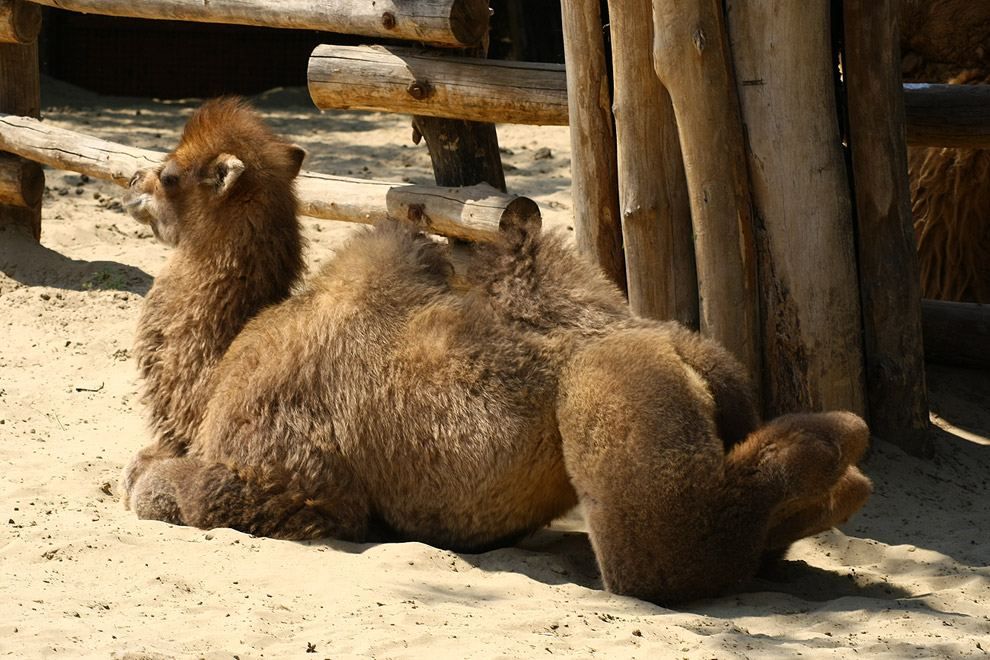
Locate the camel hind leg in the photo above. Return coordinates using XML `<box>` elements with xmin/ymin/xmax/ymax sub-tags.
<box><xmin>557</xmin><ymin>330</ymin><xmax>871</xmax><ymax>605</ymax></box>
<box><xmin>126</xmin><ymin>456</ymin><xmax>373</xmax><ymax>541</ymax></box>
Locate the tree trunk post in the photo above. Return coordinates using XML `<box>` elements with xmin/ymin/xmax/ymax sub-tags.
<box><xmin>560</xmin><ymin>0</ymin><xmax>627</xmax><ymax>292</ymax></box>
<box><xmin>607</xmin><ymin>0</ymin><xmax>697</xmax><ymax>326</ymax></box>
<box><xmin>726</xmin><ymin>0</ymin><xmax>867</xmax><ymax>417</ymax></box>
<box><xmin>651</xmin><ymin>0</ymin><xmax>762</xmax><ymax>393</ymax></box>
<box><xmin>0</xmin><ymin>38</ymin><xmax>41</xmax><ymax>239</ymax></box>
<box><xmin>842</xmin><ymin>0</ymin><xmax>932</xmax><ymax>457</ymax></box>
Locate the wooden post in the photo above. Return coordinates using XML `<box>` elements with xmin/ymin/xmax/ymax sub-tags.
<box><xmin>651</xmin><ymin>0</ymin><xmax>761</xmax><ymax>391</ymax></box>
<box><xmin>842</xmin><ymin>0</ymin><xmax>932</xmax><ymax>457</ymax></box>
<box><xmin>0</xmin><ymin>38</ymin><xmax>41</xmax><ymax>239</ymax></box>
<box><xmin>903</xmin><ymin>83</ymin><xmax>990</xmax><ymax>148</ymax></box>
<box><xmin>607</xmin><ymin>0</ymin><xmax>697</xmax><ymax>326</ymax></box>
<box><xmin>560</xmin><ymin>0</ymin><xmax>627</xmax><ymax>292</ymax></box>
<box><xmin>726</xmin><ymin>0</ymin><xmax>866</xmax><ymax>417</ymax></box>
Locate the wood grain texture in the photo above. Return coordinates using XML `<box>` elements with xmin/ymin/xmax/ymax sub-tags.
<box><xmin>843</xmin><ymin>0</ymin><xmax>932</xmax><ymax>457</ymax></box>
<box><xmin>904</xmin><ymin>83</ymin><xmax>990</xmax><ymax>148</ymax></box>
<box><xmin>309</xmin><ymin>44</ymin><xmax>568</xmax><ymax>126</ymax></box>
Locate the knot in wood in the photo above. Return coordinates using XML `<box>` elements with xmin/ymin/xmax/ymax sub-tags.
<box><xmin>406</xmin><ymin>82</ymin><xmax>430</xmax><ymax>100</ymax></box>
<box><xmin>407</xmin><ymin>204</ymin><xmax>424</xmax><ymax>222</ymax></box>
<box><xmin>381</xmin><ymin>11</ymin><xmax>396</xmax><ymax>30</ymax></box>
<box><xmin>693</xmin><ymin>28</ymin><xmax>707</xmax><ymax>54</ymax></box>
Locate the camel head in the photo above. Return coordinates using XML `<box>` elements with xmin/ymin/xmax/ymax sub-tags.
<box><xmin>124</xmin><ymin>97</ymin><xmax>306</xmax><ymax>249</ymax></box>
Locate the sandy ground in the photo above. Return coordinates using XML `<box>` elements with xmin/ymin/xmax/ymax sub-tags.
<box><xmin>1</xmin><ymin>77</ymin><xmax>989</xmax><ymax>659</ymax></box>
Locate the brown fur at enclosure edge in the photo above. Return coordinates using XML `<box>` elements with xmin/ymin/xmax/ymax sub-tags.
<box><xmin>901</xmin><ymin>1</ymin><xmax>990</xmax><ymax>303</ymax></box>
<box><xmin>119</xmin><ymin>101</ymin><xmax>872</xmax><ymax>605</ymax></box>
<box><xmin>120</xmin><ymin>97</ymin><xmax>307</xmax><ymax>495</ymax></box>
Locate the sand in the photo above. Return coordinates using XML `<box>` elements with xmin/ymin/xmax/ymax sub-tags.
<box><xmin>1</xmin><ymin>77</ymin><xmax>988</xmax><ymax>660</ymax></box>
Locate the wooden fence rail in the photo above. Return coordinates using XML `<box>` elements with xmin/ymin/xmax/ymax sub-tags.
<box><xmin>0</xmin><ymin>114</ymin><xmax>533</xmax><ymax>242</ymax></box>
<box><xmin>308</xmin><ymin>44</ymin><xmax>568</xmax><ymax>126</ymax></box>
<box><xmin>26</xmin><ymin>0</ymin><xmax>490</xmax><ymax>47</ymax></box>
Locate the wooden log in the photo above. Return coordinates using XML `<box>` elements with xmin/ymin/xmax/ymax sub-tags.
<box><xmin>920</xmin><ymin>299</ymin><xmax>990</xmax><ymax>369</ymax></box>
<box><xmin>652</xmin><ymin>0</ymin><xmax>761</xmax><ymax>391</ymax></box>
<box><xmin>308</xmin><ymin>44</ymin><xmax>568</xmax><ymax>126</ymax></box>
<box><xmin>560</xmin><ymin>0</ymin><xmax>626</xmax><ymax>292</ymax></box>
<box><xmin>903</xmin><ymin>83</ymin><xmax>990</xmax><ymax>149</ymax></box>
<box><xmin>0</xmin><ymin>39</ymin><xmax>40</xmax><ymax>239</ymax></box>
<box><xmin>386</xmin><ymin>183</ymin><xmax>541</xmax><ymax>242</ymax></box>
<box><xmin>726</xmin><ymin>0</ymin><xmax>866</xmax><ymax>417</ymax></box>
<box><xmin>0</xmin><ymin>114</ymin><xmax>534</xmax><ymax>241</ymax></box>
<box><xmin>27</xmin><ymin>0</ymin><xmax>490</xmax><ymax>48</ymax></box>
<box><xmin>843</xmin><ymin>0</ymin><xmax>932</xmax><ymax>457</ymax></box>
<box><xmin>607</xmin><ymin>0</ymin><xmax>696</xmax><ymax>326</ymax></box>
<box><xmin>0</xmin><ymin>0</ymin><xmax>41</xmax><ymax>44</ymax></box>
<box><xmin>0</xmin><ymin>152</ymin><xmax>42</xmax><ymax>206</ymax></box>
<box><xmin>412</xmin><ymin>116</ymin><xmax>506</xmax><ymax>192</ymax></box>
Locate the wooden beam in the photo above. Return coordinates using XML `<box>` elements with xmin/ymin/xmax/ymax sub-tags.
<box><xmin>26</xmin><ymin>0</ymin><xmax>490</xmax><ymax>48</ymax></box>
<box><xmin>843</xmin><ymin>0</ymin><xmax>932</xmax><ymax>457</ymax></box>
<box><xmin>308</xmin><ymin>44</ymin><xmax>568</xmax><ymax>126</ymax></box>
<box><xmin>903</xmin><ymin>83</ymin><xmax>990</xmax><ymax>149</ymax></box>
<box><xmin>652</xmin><ymin>0</ymin><xmax>761</xmax><ymax>392</ymax></box>
<box><xmin>0</xmin><ymin>114</ymin><xmax>534</xmax><ymax>242</ymax></box>
<box><xmin>727</xmin><ymin>0</ymin><xmax>866</xmax><ymax>417</ymax></box>
<box><xmin>560</xmin><ymin>0</ymin><xmax>626</xmax><ymax>292</ymax></box>
<box><xmin>607</xmin><ymin>0</ymin><xmax>696</xmax><ymax>326</ymax></box>
<box><xmin>921</xmin><ymin>299</ymin><xmax>990</xmax><ymax>369</ymax></box>
<box><xmin>0</xmin><ymin>0</ymin><xmax>41</xmax><ymax>44</ymax></box>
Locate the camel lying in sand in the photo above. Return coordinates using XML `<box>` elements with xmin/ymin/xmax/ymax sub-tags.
<box><xmin>119</xmin><ymin>98</ymin><xmax>872</xmax><ymax>604</ymax></box>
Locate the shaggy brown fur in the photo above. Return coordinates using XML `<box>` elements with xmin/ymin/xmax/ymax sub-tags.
<box><xmin>120</xmin><ymin>97</ymin><xmax>306</xmax><ymax>494</ymax></box>
<box><xmin>120</xmin><ymin>100</ymin><xmax>871</xmax><ymax>605</ymax></box>
<box><xmin>901</xmin><ymin>0</ymin><xmax>990</xmax><ymax>302</ymax></box>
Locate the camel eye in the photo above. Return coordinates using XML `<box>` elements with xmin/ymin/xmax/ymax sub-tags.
<box><xmin>161</xmin><ymin>172</ymin><xmax>180</xmax><ymax>189</ymax></box>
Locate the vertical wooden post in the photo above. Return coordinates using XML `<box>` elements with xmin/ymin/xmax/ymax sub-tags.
<box><xmin>651</xmin><ymin>0</ymin><xmax>761</xmax><ymax>392</ymax></box>
<box><xmin>412</xmin><ymin>116</ymin><xmax>506</xmax><ymax>191</ymax></box>
<box><xmin>0</xmin><ymin>37</ymin><xmax>41</xmax><ymax>239</ymax></box>
<box><xmin>560</xmin><ymin>0</ymin><xmax>627</xmax><ymax>292</ymax></box>
<box><xmin>726</xmin><ymin>0</ymin><xmax>867</xmax><ymax>417</ymax></box>
<box><xmin>607</xmin><ymin>0</ymin><xmax>697</xmax><ymax>326</ymax></box>
<box><xmin>842</xmin><ymin>0</ymin><xmax>932</xmax><ymax>456</ymax></box>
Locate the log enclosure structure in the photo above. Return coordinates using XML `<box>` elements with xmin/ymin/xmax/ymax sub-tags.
<box><xmin>0</xmin><ymin>0</ymin><xmax>979</xmax><ymax>458</ymax></box>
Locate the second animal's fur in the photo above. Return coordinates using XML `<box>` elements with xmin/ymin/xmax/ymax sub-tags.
<box><xmin>902</xmin><ymin>0</ymin><xmax>990</xmax><ymax>302</ymax></box>
<box><xmin>121</xmin><ymin>99</ymin><xmax>871</xmax><ymax>605</ymax></box>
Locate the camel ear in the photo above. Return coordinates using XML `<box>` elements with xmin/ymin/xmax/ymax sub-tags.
<box><xmin>207</xmin><ymin>153</ymin><xmax>245</xmax><ymax>196</ymax></box>
<box><xmin>286</xmin><ymin>145</ymin><xmax>306</xmax><ymax>178</ymax></box>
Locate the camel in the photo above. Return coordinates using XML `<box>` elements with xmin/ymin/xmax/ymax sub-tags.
<box><xmin>120</xmin><ymin>98</ymin><xmax>872</xmax><ymax>605</ymax></box>
<box><xmin>901</xmin><ymin>0</ymin><xmax>990</xmax><ymax>303</ymax></box>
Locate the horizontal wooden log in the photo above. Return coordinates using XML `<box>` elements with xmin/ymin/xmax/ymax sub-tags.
<box><xmin>0</xmin><ymin>113</ymin><xmax>536</xmax><ymax>241</ymax></box>
<box><xmin>309</xmin><ymin>44</ymin><xmax>568</xmax><ymax>125</ymax></box>
<box><xmin>921</xmin><ymin>299</ymin><xmax>990</xmax><ymax>369</ymax></box>
<box><xmin>0</xmin><ymin>152</ymin><xmax>42</xmax><ymax>206</ymax></box>
<box><xmin>0</xmin><ymin>0</ymin><xmax>42</xmax><ymax>44</ymax></box>
<box><xmin>904</xmin><ymin>83</ymin><xmax>990</xmax><ymax>148</ymax></box>
<box><xmin>26</xmin><ymin>0</ymin><xmax>489</xmax><ymax>48</ymax></box>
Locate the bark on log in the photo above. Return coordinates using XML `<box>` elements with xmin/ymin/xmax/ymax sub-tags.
<box><xmin>0</xmin><ymin>114</ymin><xmax>533</xmax><ymax>242</ymax></box>
<box><xmin>0</xmin><ymin>0</ymin><xmax>41</xmax><ymax>44</ymax></box>
<box><xmin>843</xmin><ymin>0</ymin><xmax>932</xmax><ymax>457</ymax></box>
<box><xmin>308</xmin><ymin>44</ymin><xmax>568</xmax><ymax>126</ymax></box>
<box><xmin>560</xmin><ymin>0</ymin><xmax>626</xmax><ymax>292</ymax></box>
<box><xmin>904</xmin><ymin>83</ymin><xmax>990</xmax><ymax>148</ymax></box>
<box><xmin>0</xmin><ymin>152</ymin><xmax>42</xmax><ymax>206</ymax></box>
<box><xmin>607</xmin><ymin>0</ymin><xmax>696</xmax><ymax>326</ymax></box>
<box><xmin>0</xmin><ymin>39</ymin><xmax>40</xmax><ymax>239</ymax></box>
<box><xmin>726</xmin><ymin>0</ymin><xmax>866</xmax><ymax>417</ymax></box>
<box><xmin>27</xmin><ymin>0</ymin><xmax>490</xmax><ymax>48</ymax></box>
<box><xmin>921</xmin><ymin>299</ymin><xmax>990</xmax><ymax>369</ymax></box>
<box><xmin>652</xmin><ymin>0</ymin><xmax>761</xmax><ymax>390</ymax></box>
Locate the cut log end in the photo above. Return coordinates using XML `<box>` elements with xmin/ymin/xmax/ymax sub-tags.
<box><xmin>0</xmin><ymin>0</ymin><xmax>42</xmax><ymax>45</ymax></box>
